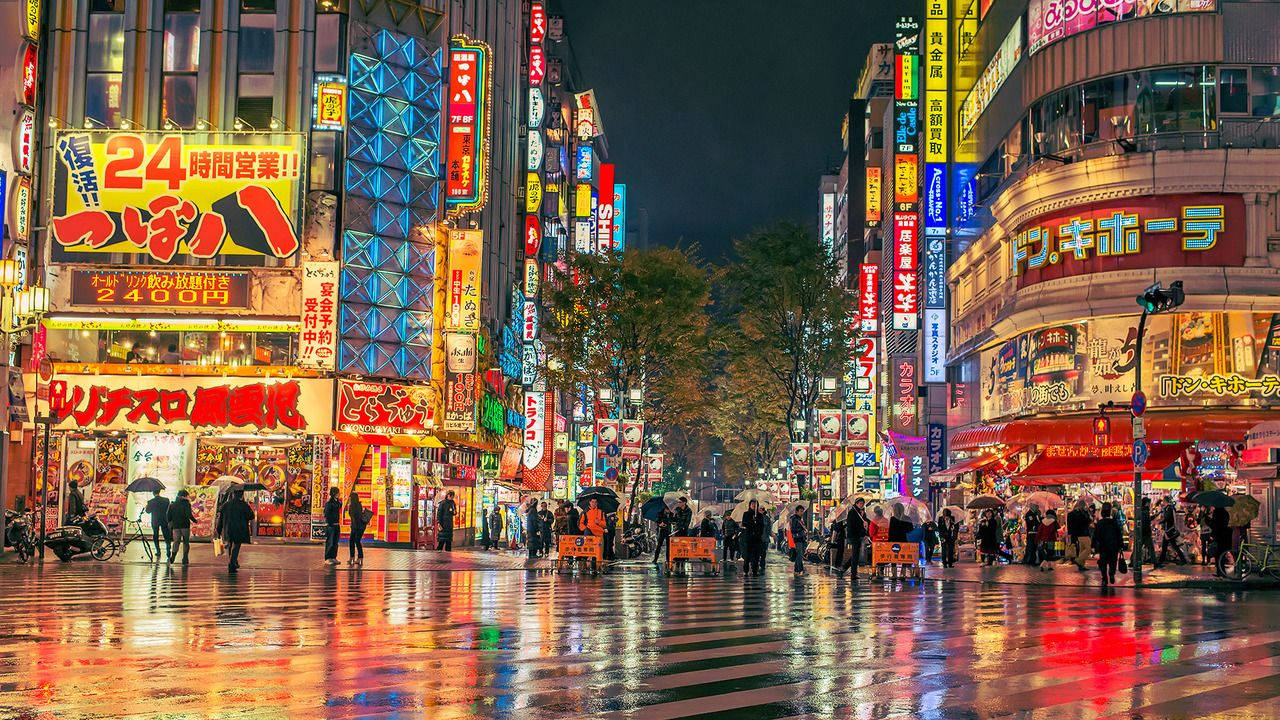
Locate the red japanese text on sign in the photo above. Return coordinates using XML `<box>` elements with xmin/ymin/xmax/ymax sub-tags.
<box><xmin>55</xmin><ymin>381</ymin><xmax>307</xmax><ymax>431</ymax></box>
<box><xmin>337</xmin><ymin>379</ymin><xmax>436</xmax><ymax>435</ymax></box>
<box><xmin>69</xmin><ymin>268</ymin><xmax>250</xmax><ymax>308</ymax></box>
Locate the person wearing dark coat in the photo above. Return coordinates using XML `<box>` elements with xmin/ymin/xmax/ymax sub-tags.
<box><xmin>829</xmin><ymin>519</ymin><xmax>846</xmax><ymax>570</ymax></box>
<box><xmin>144</xmin><ymin>490</ymin><xmax>172</xmax><ymax>562</ymax></box>
<box><xmin>672</xmin><ymin>498</ymin><xmax>693</xmax><ymax>537</ymax></box>
<box><xmin>216</xmin><ymin>490</ymin><xmax>253</xmax><ymax>573</ymax></box>
<box><xmin>978</xmin><ymin>509</ymin><xmax>1003</xmax><ymax>566</ymax></box>
<box><xmin>653</xmin><ymin>506</ymin><xmax>673</xmax><ymax>564</ymax></box>
<box><xmin>323</xmin><ymin>487</ymin><xmax>342</xmax><ymax>564</ymax></box>
<box><xmin>1021</xmin><ymin>507</ymin><xmax>1042</xmax><ymax>565</ymax></box>
<box><xmin>1066</xmin><ymin>501</ymin><xmax>1093</xmax><ymax>570</ymax></box>
<box><xmin>1211</xmin><ymin>505</ymin><xmax>1232</xmax><ymax>561</ymax></box>
<box><xmin>538</xmin><ymin>503</ymin><xmax>554</xmax><ymax>557</ymax></box>
<box><xmin>525</xmin><ymin>499</ymin><xmax>541</xmax><ymax>558</ymax></box>
<box><xmin>888</xmin><ymin>504</ymin><xmax>913</xmax><ymax>542</ymax></box>
<box><xmin>937</xmin><ymin>508</ymin><xmax>959</xmax><ymax>568</ymax></box>
<box><xmin>565</xmin><ymin>502</ymin><xmax>581</xmax><ymax>538</ymax></box>
<box><xmin>347</xmin><ymin>491</ymin><xmax>368</xmax><ymax>564</ymax></box>
<box><xmin>1136</xmin><ymin>497</ymin><xmax>1157</xmax><ymax>569</ymax></box>
<box><xmin>740</xmin><ymin>500</ymin><xmax>768</xmax><ymax>577</ymax></box>
<box><xmin>921</xmin><ymin>520</ymin><xmax>939</xmax><ymax>563</ymax></box>
<box><xmin>840</xmin><ymin>499</ymin><xmax>870</xmax><ymax>576</ymax></box>
<box><xmin>1092</xmin><ymin>502</ymin><xmax>1124</xmax><ymax>586</ymax></box>
<box><xmin>64</xmin><ymin>480</ymin><xmax>87</xmax><ymax>524</ymax></box>
<box><xmin>696</xmin><ymin>510</ymin><xmax>716</xmax><ymax>539</ymax></box>
<box><xmin>436</xmin><ymin>491</ymin><xmax>457</xmax><ymax>551</ymax></box>
<box><xmin>721</xmin><ymin>512</ymin><xmax>740</xmax><ymax>563</ymax></box>
<box><xmin>788</xmin><ymin>506</ymin><xmax>808</xmax><ymax>575</ymax></box>
<box><xmin>166</xmin><ymin>489</ymin><xmax>196</xmax><ymax>565</ymax></box>
<box><xmin>1156</xmin><ymin>499</ymin><xmax>1188</xmax><ymax>566</ymax></box>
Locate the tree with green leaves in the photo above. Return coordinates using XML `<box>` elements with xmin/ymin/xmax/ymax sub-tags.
<box><xmin>718</xmin><ymin>222</ymin><xmax>856</xmax><ymax>492</ymax></box>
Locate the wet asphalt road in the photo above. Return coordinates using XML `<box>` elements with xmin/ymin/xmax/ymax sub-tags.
<box><xmin>2</xmin><ymin>549</ymin><xmax>1279</xmax><ymax>720</ymax></box>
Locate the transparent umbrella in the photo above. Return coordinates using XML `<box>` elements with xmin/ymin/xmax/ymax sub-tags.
<box><xmin>735</xmin><ymin>488</ymin><xmax>775</xmax><ymax>505</ymax></box>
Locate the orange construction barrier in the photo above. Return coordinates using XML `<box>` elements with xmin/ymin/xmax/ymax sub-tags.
<box><xmin>870</xmin><ymin>541</ymin><xmax>923</xmax><ymax>579</ymax></box>
<box><xmin>557</xmin><ymin>534</ymin><xmax>604</xmax><ymax>574</ymax></box>
<box><xmin>666</xmin><ymin>536</ymin><xmax>719</xmax><ymax>575</ymax></box>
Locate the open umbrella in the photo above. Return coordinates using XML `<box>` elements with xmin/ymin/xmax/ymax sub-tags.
<box><xmin>889</xmin><ymin>497</ymin><xmax>930</xmax><ymax>524</ymax></box>
<box><xmin>1187</xmin><ymin>490</ymin><xmax>1234</xmax><ymax>508</ymax></box>
<box><xmin>730</xmin><ymin>498</ymin><xmax>774</xmax><ymax>522</ymax></box>
<box><xmin>125</xmin><ymin>477</ymin><xmax>164</xmax><ymax>493</ymax></box>
<box><xmin>211</xmin><ymin>475</ymin><xmax>245</xmax><ymax>491</ymax></box>
<box><xmin>640</xmin><ymin>496</ymin><xmax>668</xmax><ymax>522</ymax></box>
<box><xmin>1025</xmin><ymin>491</ymin><xmax>1065</xmax><ymax>510</ymax></box>
<box><xmin>662</xmin><ymin>490</ymin><xmax>687</xmax><ymax>508</ymax></box>
<box><xmin>936</xmin><ymin>504</ymin><xmax>964</xmax><ymax>520</ymax></box>
<box><xmin>827</xmin><ymin>499</ymin><xmax>855</xmax><ymax>524</ymax></box>
<box><xmin>1227</xmin><ymin>494</ymin><xmax>1260</xmax><ymax>527</ymax></box>
<box><xmin>967</xmin><ymin>494</ymin><xmax>1005</xmax><ymax>510</ymax></box>
<box><xmin>577</xmin><ymin>491</ymin><xmax>620</xmax><ymax>514</ymax></box>
<box><xmin>735</xmin><ymin>488</ymin><xmax>774</xmax><ymax>505</ymax></box>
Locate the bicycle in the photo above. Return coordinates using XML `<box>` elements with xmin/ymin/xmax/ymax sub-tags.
<box><xmin>1216</xmin><ymin>542</ymin><xmax>1280</xmax><ymax>581</ymax></box>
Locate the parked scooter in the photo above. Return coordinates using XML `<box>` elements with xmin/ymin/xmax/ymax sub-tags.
<box><xmin>44</xmin><ymin>515</ymin><xmax>108</xmax><ymax>562</ymax></box>
<box><xmin>4</xmin><ymin>509</ymin><xmax>38</xmax><ymax>562</ymax></box>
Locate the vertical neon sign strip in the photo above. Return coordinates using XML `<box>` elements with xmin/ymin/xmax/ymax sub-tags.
<box><xmin>445</xmin><ymin>36</ymin><xmax>493</xmax><ymax>217</ymax></box>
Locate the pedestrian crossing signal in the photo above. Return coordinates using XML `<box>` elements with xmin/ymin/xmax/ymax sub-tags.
<box><xmin>1093</xmin><ymin>416</ymin><xmax>1110</xmax><ymax>447</ymax></box>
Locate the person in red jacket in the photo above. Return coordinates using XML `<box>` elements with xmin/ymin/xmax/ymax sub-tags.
<box><xmin>1036</xmin><ymin>509</ymin><xmax>1060</xmax><ymax>572</ymax></box>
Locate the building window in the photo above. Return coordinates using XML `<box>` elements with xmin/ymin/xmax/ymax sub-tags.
<box><xmin>237</xmin><ymin>4</ymin><xmax>276</xmax><ymax>129</ymax></box>
<box><xmin>162</xmin><ymin>2</ymin><xmax>201</xmax><ymax>128</ymax></box>
<box><xmin>1135</xmin><ymin>66</ymin><xmax>1215</xmax><ymax>135</ymax></box>
<box><xmin>1219</xmin><ymin>68</ymin><xmax>1250</xmax><ymax>115</ymax></box>
<box><xmin>1250</xmin><ymin>66</ymin><xmax>1280</xmax><ymax>118</ymax></box>
<box><xmin>85</xmin><ymin>11</ymin><xmax>125</xmax><ymax>127</ymax></box>
<box><xmin>314</xmin><ymin>12</ymin><xmax>343</xmax><ymax>73</ymax></box>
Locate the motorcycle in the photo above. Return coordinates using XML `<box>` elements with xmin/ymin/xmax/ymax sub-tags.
<box><xmin>44</xmin><ymin>514</ymin><xmax>109</xmax><ymax>562</ymax></box>
<box><xmin>622</xmin><ymin>523</ymin><xmax>653</xmax><ymax>558</ymax></box>
<box><xmin>4</xmin><ymin>510</ymin><xmax>37</xmax><ymax>562</ymax></box>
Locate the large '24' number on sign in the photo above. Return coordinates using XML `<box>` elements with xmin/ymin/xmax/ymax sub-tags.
<box><xmin>103</xmin><ymin>135</ymin><xmax>188</xmax><ymax>191</ymax></box>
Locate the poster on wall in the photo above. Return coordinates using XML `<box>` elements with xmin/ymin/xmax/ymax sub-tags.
<box><xmin>284</xmin><ymin>442</ymin><xmax>314</xmax><ymax>539</ymax></box>
<box><xmin>49</xmin><ymin>131</ymin><xmax>304</xmax><ymax>263</ymax></box>
<box><xmin>1027</xmin><ymin>0</ymin><xmax>1215</xmax><ymax>56</ymax></box>
<box><xmin>979</xmin><ymin>311</ymin><xmax>1280</xmax><ymax>421</ymax></box>
<box><xmin>446</xmin><ymin>228</ymin><xmax>483</xmax><ymax>332</ymax></box>
<box><xmin>298</xmin><ymin>261</ymin><xmax>340</xmax><ymax>370</ymax></box>
<box><xmin>444</xmin><ymin>36</ymin><xmax>493</xmax><ymax>216</ymax></box>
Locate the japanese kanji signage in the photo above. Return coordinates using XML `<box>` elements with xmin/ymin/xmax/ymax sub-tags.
<box><xmin>313</xmin><ymin>77</ymin><xmax>347</xmax><ymax>130</ymax></box>
<box><xmin>443</xmin><ymin>332</ymin><xmax>477</xmax><ymax>433</ymax></box>
<box><xmin>445</xmin><ymin>36</ymin><xmax>492</xmax><ymax>217</ymax></box>
<box><xmin>892</xmin><ymin>211</ymin><xmax>919</xmax><ymax>330</ymax></box>
<box><xmin>923</xmin><ymin>2</ymin><xmax>948</xmax><ymax>164</ymax></box>
<box><xmin>523</xmin><ymin>391</ymin><xmax>552</xmax><ymax>491</ymax></box>
<box><xmin>338</xmin><ymin>379</ymin><xmax>436</xmax><ymax>435</ymax></box>
<box><xmin>894</xmin><ymin>154</ymin><xmax>918</xmax><ymax>204</ymax></box>
<box><xmin>446</xmin><ymin>228</ymin><xmax>482</xmax><ymax>332</ymax></box>
<box><xmin>859</xmin><ymin>263</ymin><xmax>879</xmax><ymax>334</ymax></box>
<box><xmin>298</xmin><ymin>261</ymin><xmax>339</xmax><ymax>370</ymax></box>
<box><xmin>1012</xmin><ymin>194</ymin><xmax>1245</xmax><ymax>288</ymax></box>
<box><xmin>69</xmin><ymin>268</ymin><xmax>250</xmax><ymax>308</ymax></box>
<box><xmin>47</xmin><ymin>377</ymin><xmax>333</xmax><ymax>433</ymax></box>
<box><xmin>865</xmin><ymin>167</ymin><xmax>881</xmax><ymax>226</ymax></box>
<box><xmin>50</xmin><ymin>131</ymin><xmax>303</xmax><ymax>264</ymax></box>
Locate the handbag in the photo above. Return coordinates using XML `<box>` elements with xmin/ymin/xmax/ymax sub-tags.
<box><xmin>213</xmin><ymin>538</ymin><xmax>224</xmax><ymax>556</ymax></box>
<box><xmin>361</xmin><ymin>507</ymin><xmax>374</xmax><ymax>524</ymax></box>
<box><xmin>1118</xmin><ymin>556</ymin><xmax>1129</xmax><ymax>574</ymax></box>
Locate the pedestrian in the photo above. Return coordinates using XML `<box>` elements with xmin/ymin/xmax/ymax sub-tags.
<box><xmin>921</xmin><ymin>518</ymin><xmax>938</xmax><ymax>563</ymax></box>
<box><xmin>741</xmin><ymin>500</ymin><xmax>767</xmax><ymax>577</ymax></box>
<box><xmin>539</xmin><ymin>502</ymin><xmax>554</xmax><ymax>558</ymax></box>
<box><xmin>322</xmin><ymin>487</ymin><xmax>342</xmax><ymax>564</ymax></box>
<box><xmin>1021</xmin><ymin>506</ymin><xmax>1042</xmax><ymax>565</ymax></box>
<box><xmin>526</xmin><ymin>499</ymin><xmax>541</xmax><ymax>559</ymax></box>
<box><xmin>1066</xmin><ymin>500</ymin><xmax>1092</xmax><ymax>571</ymax></box>
<box><xmin>721</xmin><ymin>510</ymin><xmax>740</xmax><ymax>564</ymax></box>
<box><xmin>490</xmin><ymin>505</ymin><xmax>505</xmax><ymax>551</ymax></box>
<box><xmin>653</xmin><ymin>505</ymin><xmax>673</xmax><ymax>564</ymax></box>
<box><xmin>347</xmin><ymin>490</ymin><xmax>367</xmax><ymax>565</ymax></box>
<box><xmin>436</xmin><ymin>490</ymin><xmax>457</xmax><ymax>551</ymax></box>
<box><xmin>1211</xmin><ymin>504</ymin><xmax>1232</xmax><ymax>562</ymax></box>
<box><xmin>673</xmin><ymin>497</ymin><xmax>693</xmax><ymax>537</ymax></box>
<box><xmin>1197</xmin><ymin>506</ymin><xmax>1214</xmax><ymax>564</ymax></box>
<box><xmin>565</xmin><ymin>500</ymin><xmax>581</xmax><ymax>538</ymax></box>
<box><xmin>1136</xmin><ymin>497</ymin><xmax>1156</xmax><ymax>568</ymax></box>
<box><xmin>697</xmin><ymin>509</ymin><xmax>716</xmax><ymax>538</ymax></box>
<box><xmin>1092</xmin><ymin>501</ymin><xmax>1123</xmax><ymax>587</ymax></box>
<box><xmin>553</xmin><ymin>501</ymin><xmax>568</xmax><ymax>545</ymax></box>
<box><xmin>581</xmin><ymin>498</ymin><xmax>607</xmax><ymax>572</ymax></box>
<box><xmin>603</xmin><ymin>512</ymin><xmax>617</xmax><ymax>561</ymax></box>
<box><xmin>480</xmin><ymin>504</ymin><xmax>492</xmax><ymax>550</ymax></box>
<box><xmin>888</xmin><ymin>503</ymin><xmax>913</xmax><ymax>542</ymax></box>
<box><xmin>65</xmin><ymin>480</ymin><xmax>87</xmax><ymax>524</ymax></box>
<box><xmin>829</xmin><ymin>518</ymin><xmax>846</xmax><ymax>570</ymax></box>
<box><xmin>788</xmin><ymin>504</ymin><xmax>808</xmax><ymax>575</ymax></box>
<box><xmin>937</xmin><ymin>508</ymin><xmax>959</xmax><ymax>568</ymax></box>
<box><xmin>166</xmin><ymin>489</ymin><xmax>195</xmax><ymax>565</ymax></box>
<box><xmin>1155</xmin><ymin>498</ymin><xmax>1188</xmax><ymax>566</ymax></box>
<box><xmin>216</xmin><ymin>489</ymin><xmax>253</xmax><ymax>574</ymax></box>
<box><xmin>978</xmin><ymin>509</ymin><xmax>1002</xmax><ymax>566</ymax></box>
<box><xmin>869</xmin><ymin>506</ymin><xmax>889</xmax><ymax>541</ymax></box>
<box><xmin>1036</xmin><ymin>510</ymin><xmax>1059</xmax><ymax>572</ymax></box>
<box><xmin>144</xmin><ymin>489</ymin><xmax>172</xmax><ymax>562</ymax></box>
<box><xmin>840</xmin><ymin>498</ymin><xmax>870</xmax><ymax>578</ymax></box>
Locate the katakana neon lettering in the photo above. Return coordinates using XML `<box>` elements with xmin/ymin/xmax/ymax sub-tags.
<box><xmin>1182</xmin><ymin>205</ymin><xmax>1224</xmax><ymax>250</ymax></box>
<box><xmin>1096</xmin><ymin>211</ymin><xmax>1139</xmax><ymax>256</ymax></box>
<box><xmin>1057</xmin><ymin>217</ymin><xmax>1095</xmax><ymax>260</ymax></box>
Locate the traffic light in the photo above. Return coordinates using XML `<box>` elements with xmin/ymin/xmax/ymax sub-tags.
<box><xmin>1092</xmin><ymin>415</ymin><xmax>1111</xmax><ymax>447</ymax></box>
<box><xmin>1136</xmin><ymin>281</ymin><xmax>1185</xmax><ymax>313</ymax></box>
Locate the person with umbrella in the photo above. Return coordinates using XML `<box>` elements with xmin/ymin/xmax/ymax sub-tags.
<box><xmin>1212</xmin><ymin>504</ymin><xmax>1232</xmax><ymax>562</ymax></box>
<box><xmin>652</xmin><ymin>503</ymin><xmax>673</xmax><ymax>564</ymax></box>
<box><xmin>489</xmin><ymin>504</ymin><xmax>505</xmax><ymax>551</ymax></box>
<box><xmin>840</xmin><ymin>497</ymin><xmax>870</xmax><ymax>578</ymax></box>
<box><xmin>977</xmin><ymin>509</ymin><xmax>1003</xmax><ymax>566</ymax></box>
<box><xmin>721</xmin><ymin>509</ymin><xmax>740</xmax><ymax>565</ymax></box>
<box><xmin>525</xmin><ymin>498</ymin><xmax>541</xmax><ymax>559</ymax></box>
<box><xmin>1156</xmin><ymin>497</ymin><xmax>1188</xmax><ymax>567</ymax></box>
<box><xmin>1134</xmin><ymin>497</ymin><xmax>1156</xmax><ymax>570</ymax></box>
<box><xmin>673</xmin><ymin>497</ymin><xmax>692</xmax><ymax>537</ymax></box>
<box><xmin>1021</xmin><ymin>505</ymin><xmax>1042</xmax><ymax>565</ymax></box>
<box><xmin>436</xmin><ymin>490</ymin><xmax>457</xmax><ymax>552</ymax></box>
<box><xmin>144</xmin><ymin>488</ymin><xmax>172</xmax><ymax>562</ymax></box>
<box><xmin>1092</xmin><ymin>501</ymin><xmax>1124</xmax><ymax>586</ymax></box>
<box><xmin>828</xmin><ymin>515</ymin><xmax>846</xmax><ymax>571</ymax></box>
<box><xmin>580</xmin><ymin>497</ymin><xmax>607</xmax><ymax>538</ymax></box>
<box><xmin>888</xmin><ymin>504</ymin><xmax>913</xmax><ymax>542</ymax></box>
<box><xmin>323</xmin><ymin>487</ymin><xmax>342</xmax><ymax>565</ymax></box>
<box><xmin>167</xmin><ymin>489</ymin><xmax>196</xmax><ymax>565</ymax></box>
<box><xmin>741</xmin><ymin>499</ymin><xmax>768</xmax><ymax>578</ymax></box>
<box><xmin>788</xmin><ymin>503</ymin><xmax>808</xmax><ymax>576</ymax></box>
<box><xmin>216</xmin><ymin>489</ymin><xmax>253</xmax><ymax>574</ymax></box>
<box><xmin>1066</xmin><ymin>500</ymin><xmax>1093</xmax><ymax>571</ymax></box>
<box><xmin>937</xmin><ymin>507</ymin><xmax>959</xmax><ymax>568</ymax></box>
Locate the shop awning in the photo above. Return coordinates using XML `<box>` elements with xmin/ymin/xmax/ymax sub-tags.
<box><xmin>931</xmin><ymin>446</ymin><xmax>1025</xmax><ymax>482</ymax></box>
<box><xmin>1237</xmin><ymin>465</ymin><xmax>1279</xmax><ymax>482</ymax></box>
<box><xmin>952</xmin><ymin>412</ymin><xmax>1276</xmax><ymax>451</ymax></box>
<box><xmin>333</xmin><ymin>431</ymin><xmax>443</xmax><ymax>448</ymax></box>
<box><xmin>1010</xmin><ymin>442</ymin><xmax>1187</xmax><ymax>486</ymax></box>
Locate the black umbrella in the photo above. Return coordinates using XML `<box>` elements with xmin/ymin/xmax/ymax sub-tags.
<box><xmin>640</xmin><ymin>496</ymin><xmax>667</xmax><ymax>522</ymax></box>
<box><xmin>1187</xmin><ymin>490</ymin><xmax>1234</xmax><ymax>508</ymax></box>
<box><xmin>577</xmin><ymin>491</ymin><xmax>620</xmax><ymax>514</ymax></box>
<box><xmin>241</xmin><ymin>482</ymin><xmax>269</xmax><ymax>492</ymax></box>
<box><xmin>125</xmin><ymin>477</ymin><xmax>165</xmax><ymax>493</ymax></box>
<box><xmin>578</xmin><ymin>486</ymin><xmax>619</xmax><ymax>500</ymax></box>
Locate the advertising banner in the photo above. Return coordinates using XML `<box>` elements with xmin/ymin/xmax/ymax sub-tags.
<box><xmin>445</xmin><ymin>37</ymin><xmax>492</xmax><ymax>216</ymax></box>
<box><xmin>523</xmin><ymin>392</ymin><xmax>553</xmax><ymax>491</ymax></box>
<box><xmin>894</xmin><ymin>155</ymin><xmax>918</xmax><ymax>205</ymax></box>
<box><xmin>620</xmin><ymin>419</ymin><xmax>643</xmax><ymax>457</ymax></box>
<box><xmin>960</xmin><ymin>18</ymin><xmax>1022</xmax><ymax>137</ymax></box>
<box><xmin>337</xmin><ymin>379</ymin><xmax>436</xmax><ymax>434</ymax></box>
<box><xmin>924</xmin><ymin>308</ymin><xmax>947</xmax><ymax>383</ymax></box>
<box><xmin>865</xmin><ymin>167</ymin><xmax>881</xmax><ymax>226</ymax></box>
<box><xmin>613</xmin><ymin>184</ymin><xmax>627</xmax><ymax>252</ymax></box>
<box><xmin>595</xmin><ymin>418</ymin><xmax>620</xmax><ymax>451</ymax></box>
<box><xmin>790</xmin><ymin>443</ymin><xmax>833</xmax><ymax>474</ymax></box>
<box><xmin>1011</xmin><ymin>194</ymin><xmax>1245</xmax><ymax>288</ymax></box>
<box><xmin>50</xmin><ymin>131</ymin><xmax>303</xmax><ymax>263</ymax></box>
<box><xmin>817</xmin><ymin>409</ymin><xmax>843</xmax><ymax>443</ymax></box>
<box><xmin>859</xmin><ymin>263</ymin><xmax>880</xmax><ymax>334</ymax></box>
<box><xmin>844</xmin><ymin>412</ymin><xmax>870</xmax><ymax>450</ymax></box>
<box><xmin>979</xmin><ymin>311</ymin><xmax>1280</xmax><ymax>421</ymax></box>
<box><xmin>447</xmin><ymin>229</ymin><xmax>483</xmax><ymax>331</ymax></box>
<box><xmin>1028</xmin><ymin>0</ymin><xmax>1214</xmax><ymax>56</ymax></box>
<box><xmin>44</xmin><ymin>376</ymin><xmax>333</xmax><ymax>433</ymax></box>
<box><xmin>69</xmin><ymin>268</ymin><xmax>250</xmax><ymax>309</ymax></box>
<box><xmin>298</xmin><ymin>261</ymin><xmax>339</xmax><ymax>370</ymax></box>
<box><xmin>443</xmin><ymin>332</ymin><xmax>477</xmax><ymax>432</ymax></box>
<box><xmin>890</xmin><ymin>354</ymin><xmax>919</xmax><ymax>434</ymax></box>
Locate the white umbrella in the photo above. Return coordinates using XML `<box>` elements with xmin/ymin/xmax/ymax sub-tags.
<box><xmin>211</xmin><ymin>475</ymin><xmax>244</xmax><ymax>491</ymax></box>
<box><xmin>730</xmin><ymin>498</ymin><xmax>774</xmax><ymax>522</ymax></box>
<box><xmin>889</xmin><ymin>497</ymin><xmax>930</xmax><ymax>524</ymax></box>
<box><xmin>662</xmin><ymin>491</ymin><xmax>686</xmax><ymax>508</ymax></box>
<box><xmin>735</xmin><ymin>488</ymin><xmax>775</xmax><ymax>504</ymax></box>
<box><xmin>936</xmin><ymin>504</ymin><xmax>964</xmax><ymax>520</ymax></box>
<box><xmin>1025</xmin><ymin>491</ymin><xmax>1064</xmax><ymax>510</ymax></box>
<box><xmin>827</xmin><ymin>500</ymin><xmax>854</xmax><ymax>524</ymax></box>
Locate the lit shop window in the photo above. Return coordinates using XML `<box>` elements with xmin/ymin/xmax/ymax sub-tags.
<box><xmin>47</xmin><ymin>329</ymin><xmax>296</xmax><ymax>366</ymax></box>
<box><xmin>163</xmin><ymin>0</ymin><xmax>201</xmax><ymax>128</ymax></box>
<box><xmin>237</xmin><ymin>0</ymin><xmax>276</xmax><ymax>130</ymax></box>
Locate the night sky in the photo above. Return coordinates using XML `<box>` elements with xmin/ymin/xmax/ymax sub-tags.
<box><xmin>560</xmin><ymin>1</ymin><xmax>897</xmax><ymax>260</ymax></box>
